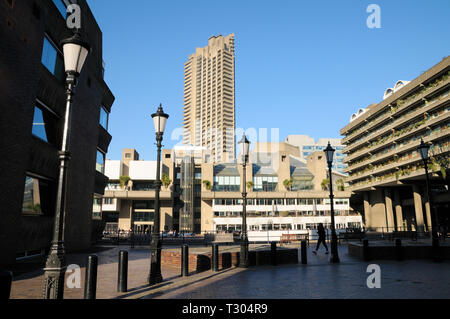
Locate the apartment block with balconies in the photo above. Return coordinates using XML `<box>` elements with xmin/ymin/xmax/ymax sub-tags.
<box><xmin>340</xmin><ymin>57</ymin><xmax>450</xmax><ymax>233</ymax></box>
<box><xmin>182</xmin><ymin>34</ymin><xmax>236</xmax><ymax>163</ymax></box>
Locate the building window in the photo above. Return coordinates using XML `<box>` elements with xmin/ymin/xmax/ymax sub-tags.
<box><xmin>32</xmin><ymin>104</ymin><xmax>57</xmax><ymax>144</ymax></box>
<box><xmin>213</xmin><ymin>175</ymin><xmax>240</xmax><ymax>191</ymax></box>
<box><xmin>253</xmin><ymin>176</ymin><xmax>278</xmax><ymax>192</ymax></box>
<box><xmin>103</xmin><ymin>198</ymin><xmax>113</xmax><ymax>205</ymax></box>
<box><xmin>32</xmin><ymin>106</ymin><xmax>47</xmax><ymax>142</ymax></box>
<box><xmin>22</xmin><ymin>176</ymin><xmax>55</xmax><ymax>216</ymax></box>
<box><xmin>52</xmin><ymin>0</ymin><xmax>67</xmax><ymax>17</ymax></box>
<box><xmin>134</xmin><ymin>212</ymin><xmax>155</xmax><ymax>222</ymax></box>
<box><xmin>99</xmin><ymin>106</ymin><xmax>109</xmax><ymax>130</ymax></box>
<box><xmin>41</xmin><ymin>36</ymin><xmax>65</xmax><ymax>81</ymax></box>
<box><xmin>92</xmin><ymin>195</ymin><xmax>102</xmax><ymax>220</ymax></box>
<box><xmin>96</xmin><ymin>150</ymin><xmax>105</xmax><ymax>173</ymax></box>
<box><xmin>133</xmin><ymin>182</ymin><xmax>155</xmax><ymax>191</ymax></box>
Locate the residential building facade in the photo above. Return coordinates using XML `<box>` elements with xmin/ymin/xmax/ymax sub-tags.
<box><xmin>341</xmin><ymin>57</ymin><xmax>449</xmax><ymax>233</ymax></box>
<box><xmin>0</xmin><ymin>0</ymin><xmax>114</xmax><ymax>267</ymax></box>
<box><xmin>182</xmin><ymin>34</ymin><xmax>236</xmax><ymax>163</ymax></box>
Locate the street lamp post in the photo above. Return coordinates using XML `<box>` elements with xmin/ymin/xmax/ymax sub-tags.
<box><xmin>418</xmin><ymin>139</ymin><xmax>440</xmax><ymax>254</ymax></box>
<box><xmin>43</xmin><ymin>30</ymin><xmax>90</xmax><ymax>299</ymax></box>
<box><xmin>148</xmin><ymin>104</ymin><xmax>169</xmax><ymax>285</ymax></box>
<box><xmin>239</xmin><ymin>134</ymin><xmax>250</xmax><ymax>268</ymax></box>
<box><xmin>324</xmin><ymin>142</ymin><xmax>340</xmax><ymax>264</ymax></box>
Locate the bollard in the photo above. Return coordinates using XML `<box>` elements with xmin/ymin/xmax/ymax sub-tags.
<box><xmin>212</xmin><ymin>244</ymin><xmax>219</xmax><ymax>272</ymax></box>
<box><xmin>363</xmin><ymin>239</ymin><xmax>370</xmax><ymax>261</ymax></box>
<box><xmin>181</xmin><ymin>245</ymin><xmax>189</xmax><ymax>277</ymax></box>
<box><xmin>117</xmin><ymin>250</ymin><xmax>128</xmax><ymax>292</ymax></box>
<box><xmin>395</xmin><ymin>239</ymin><xmax>402</xmax><ymax>261</ymax></box>
<box><xmin>270</xmin><ymin>242</ymin><xmax>277</xmax><ymax>266</ymax></box>
<box><xmin>130</xmin><ymin>231</ymin><xmax>135</xmax><ymax>249</ymax></box>
<box><xmin>0</xmin><ymin>270</ymin><xmax>13</xmax><ymax>299</ymax></box>
<box><xmin>84</xmin><ymin>255</ymin><xmax>98</xmax><ymax>299</ymax></box>
<box><xmin>301</xmin><ymin>240</ymin><xmax>308</xmax><ymax>265</ymax></box>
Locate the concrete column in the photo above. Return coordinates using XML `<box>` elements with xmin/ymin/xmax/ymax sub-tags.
<box><xmin>118</xmin><ymin>200</ymin><xmax>132</xmax><ymax>230</ymax></box>
<box><xmin>424</xmin><ymin>200</ymin><xmax>432</xmax><ymax>233</ymax></box>
<box><xmin>393</xmin><ymin>189</ymin><xmax>404</xmax><ymax>231</ymax></box>
<box><xmin>384</xmin><ymin>188</ymin><xmax>395</xmax><ymax>232</ymax></box>
<box><xmin>412</xmin><ymin>185</ymin><xmax>425</xmax><ymax>233</ymax></box>
<box><xmin>363</xmin><ymin>192</ymin><xmax>371</xmax><ymax>230</ymax></box>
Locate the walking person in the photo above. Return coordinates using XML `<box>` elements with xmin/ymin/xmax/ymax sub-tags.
<box><xmin>313</xmin><ymin>223</ymin><xmax>329</xmax><ymax>255</ymax></box>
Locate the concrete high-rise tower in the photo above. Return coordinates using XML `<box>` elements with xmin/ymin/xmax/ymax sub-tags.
<box><xmin>182</xmin><ymin>34</ymin><xmax>236</xmax><ymax>163</ymax></box>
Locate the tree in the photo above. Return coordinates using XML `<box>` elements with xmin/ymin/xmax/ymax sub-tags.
<box><xmin>161</xmin><ymin>173</ymin><xmax>171</xmax><ymax>189</ymax></box>
<box><xmin>321</xmin><ymin>178</ymin><xmax>330</xmax><ymax>191</ymax></box>
<box><xmin>283</xmin><ymin>178</ymin><xmax>294</xmax><ymax>191</ymax></box>
<box><xmin>119</xmin><ymin>176</ymin><xmax>130</xmax><ymax>190</ymax></box>
<box><xmin>202</xmin><ymin>180</ymin><xmax>212</xmax><ymax>191</ymax></box>
<box><xmin>336</xmin><ymin>179</ymin><xmax>345</xmax><ymax>191</ymax></box>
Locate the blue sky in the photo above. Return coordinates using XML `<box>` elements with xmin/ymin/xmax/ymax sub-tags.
<box><xmin>88</xmin><ymin>0</ymin><xmax>450</xmax><ymax>161</ymax></box>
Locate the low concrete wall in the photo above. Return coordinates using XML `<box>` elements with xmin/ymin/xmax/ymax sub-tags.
<box><xmin>348</xmin><ymin>242</ymin><xmax>450</xmax><ymax>260</ymax></box>
<box><xmin>161</xmin><ymin>247</ymin><xmax>298</xmax><ymax>274</ymax></box>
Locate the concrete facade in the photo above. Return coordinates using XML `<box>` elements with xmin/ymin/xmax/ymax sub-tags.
<box><xmin>284</xmin><ymin>135</ymin><xmax>347</xmax><ymax>173</ymax></box>
<box><xmin>103</xmin><ymin>145</ymin><xmax>362</xmax><ymax>236</ymax></box>
<box><xmin>182</xmin><ymin>34</ymin><xmax>236</xmax><ymax>163</ymax></box>
<box><xmin>341</xmin><ymin>57</ymin><xmax>450</xmax><ymax>232</ymax></box>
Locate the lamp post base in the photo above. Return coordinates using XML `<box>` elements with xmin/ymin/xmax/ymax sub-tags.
<box><xmin>239</xmin><ymin>241</ymin><xmax>249</xmax><ymax>268</ymax></box>
<box><xmin>330</xmin><ymin>234</ymin><xmax>340</xmax><ymax>264</ymax></box>
<box><xmin>43</xmin><ymin>244</ymin><xmax>67</xmax><ymax>299</ymax></box>
<box><xmin>148</xmin><ymin>238</ymin><xmax>163</xmax><ymax>285</ymax></box>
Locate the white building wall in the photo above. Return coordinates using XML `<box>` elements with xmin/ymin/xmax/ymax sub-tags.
<box><xmin>129</xmin><ymin>161</ymin><xmax>159</xmax><ymax>180</ymax></box>
<box><xmin>104</xmin><ymin>160</ymin><xmax>121</xmax><ymax>180</ymax></box>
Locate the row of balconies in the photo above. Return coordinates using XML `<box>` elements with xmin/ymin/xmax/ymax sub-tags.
<box><xmin>346</xmin><ymin>134</ymin><xmax>449</xmax><ymax>183</ymax></box>
<box><xmin>343</xmin><ymin>73</ymin><xmax>449</xmax><ymax>144</ymax></box>
<box><xmin>344</xmin><ymin>121</ymin><xmax>450</xmax><ymax>173</ymax></box>
<box><xmin>349</xmin><ymin>142</ymin><xmax>449</xmax><ymax>191</ymax></box>
<box><xmin>344</xmin><ymin>90</ymin><xmax>449</xmax><ymax>155</ymax></box>
<box><xmin>344</xmin><ymin>106</ymin><xmax>449</xmax><ymax>163</ymax></box>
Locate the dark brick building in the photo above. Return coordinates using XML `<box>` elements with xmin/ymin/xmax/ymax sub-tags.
<box><xmin>0</xmin><ymin>0</ymin><xmax>114</xmax><ymax>268</ymax></box>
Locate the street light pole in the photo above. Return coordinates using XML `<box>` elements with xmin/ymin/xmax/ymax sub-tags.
<box><xmin>324</xmin><ymin>142</ymin><xmax>340</xmax><ymax>264</ymax></box>
<box><xmin>43</xmin><ymin>31</ymin><xmax>90</xmax><ymax>299</ymax></box>
<box><xmin>239</xmin><ymin>135</ymin><xmax>250</xmax><ymax>268</ymax></box>
<box><xmin>148</xmin><ymin>104</ymin><xmax>169</xmax><ymax>285</ymax></box>
<box><xmin>418</xmin><ymin>139</ymin><xmax>440</xmax><ymax>257</ymax></box>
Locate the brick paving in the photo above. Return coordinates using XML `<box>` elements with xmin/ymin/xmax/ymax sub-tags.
<box><xmin>10</xmin><ymin>245</ymin><xmax>181</xmax><ymax>299</ymax></box>
<box><xmin>9</xmin><ymin>243</ymin><xmax>450</xmax><ymax>299</ymax></box>
<box><xmin>141</xmin><ymin>244</ymin><xmax>450</xmax><ymax>299</ymax></box>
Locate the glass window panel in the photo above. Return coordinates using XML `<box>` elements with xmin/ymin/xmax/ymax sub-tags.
<box><xmin>41</xmin><ymin>37</ymin><xmax>57</xmax><ymax>73</ymax></box>
<box><xmin>93</xmin><ymin>195</ymin><xmax>102</xmax><ymax>220</ymax></box>
<box><xmin>224</xmin><ymin>176</ymin><xmax>230</xmax><ymax>185</ymax></box>
<box><xmin>22</xmin><ymin>176</ymin><xmax>55</xmax><ymax>216</ymax></box>
<box><xmin>100</xmin><ymin>107</ymin><xmax>108</xmax><ymax>130</ymax></box>
<box><xmin>41</xmin><ymin>37</ymin><xmax>65</xmax><ymax>81</ymax></box>
<box><xmin>22</xmin><ymin>177</ymin><xmax>42</xmax><ymax>215</ymax></box>
<box><xmin>32</xmin><ymin>107</ymin><xmax>48</xmax><ymax>142</ymax></box>
<box><xmin>96</xmin><ymin>150</ymin><xmax>105</xmax><ymax>173</ymax></box>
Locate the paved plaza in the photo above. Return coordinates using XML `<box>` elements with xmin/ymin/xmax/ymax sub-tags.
<box><xmin>9</xmin><ymin>243</ymin><xmax>450</xmax><ymax>299</ymax></box>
